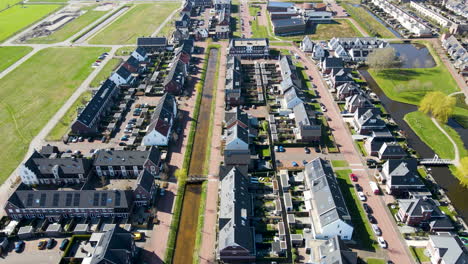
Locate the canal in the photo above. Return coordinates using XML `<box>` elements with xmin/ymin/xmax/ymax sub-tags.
<box><xmin>172</xmin><ymin>47</ymin><xmax>219</xmax><ymax>264</ymax></box>
<box><xmin>360</xmin><ymin>70</ymin><xmax>468</xmax><ymax>221</ymax></box>
<box><xmin>352</xmin><ymin>3</ymin><xmax>402</xmax><ymax>38</ymax></box>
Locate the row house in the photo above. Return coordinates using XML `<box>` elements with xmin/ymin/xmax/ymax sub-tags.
<box><xmin>445</xmin><ymin>0</ymin><xmax>468</xmax><ymax>19</ymax></box>
<box><xmin>136</xmin><ymin>37</ymin><xmax>167</xmax><ymax>53</ymax></box>
<box><xmin>163</xmin><ymin>59</ymin><xmax>187</xmax><ymax>95</ymax></box>
<box><xmin>410</xmin><ymin>2</ymin><xmax>452</xmax><ymax>27</ymax></box>
<box><xmin>442</xmin><ymin>35</ymin><xmax>468</xmax><ymax>76</ymax></box>
<box><xmin>293</xmin><ymin>102</ymin><xmax>321</xmax><ymax>143</ymax></box>
<box><xmin>225</xmin><ymin>56</ymin><xmax>243</xmax><ymax>105</ymax></box>
<box><xmin>329</xmin><ymin>37</ymin><xmax>389</xmax><ymax>62</ymax></box>
<box><xmin>215</xmin><ymin>8</ymin><xmax>231</xmax><ymax>39</ymax></box>
<box><xmin>143</xmin><ymin>93</ymin><xmax>178</xmax><ymax>146</ymax></box>
<box><xmin>278</xmin><ymin>55</ymin><xmax>302</xmax><ymax>94</ymax></box>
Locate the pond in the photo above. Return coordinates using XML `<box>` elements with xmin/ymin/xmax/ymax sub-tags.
<box><xmin>390</xmin><ymin>43</ymin><xmax>436</xmax><ymax>68</ymax></box>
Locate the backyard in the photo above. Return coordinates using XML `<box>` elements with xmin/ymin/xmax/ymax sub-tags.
<box><xmin>88</xmin><ymin>3</ymin><xmax>179</xmax><ymax>44</ymax></box>
<box><xmin>26</xmin><ymin>5</ymin><xmax>108</xmax><ymax>44</ymax></box>
<box><xmin>0</xmin><ymin>4</ymin><xmax>62</xmax><ymax>42</ymax></box>
<box><xmin>0</xmin><ymin>46</ymin><xmax>32</xmax><ymax>72</ymax></box>
<box><xmin>0</xmin><ymin>46</ymin><xmax>109</xmax><ymax>182</ymax></box>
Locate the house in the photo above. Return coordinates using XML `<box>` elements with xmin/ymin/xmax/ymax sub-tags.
<box><xmin>321</xmin><ymin>57</ymin><xmax>344</xmax><ymax>74</ymax></box>
<box><xmin>301</xmin><ymin>36</ymin><xmax>314</xmax><ymax>52</ymax></box>
<box><xmin>94</xmin><ymin>147</ymin><xmax>162</xmax><ymax>178</ymax></box>
<box><xmin>427</xmin><ymin>235</ymin><xmax>468</xmax><ymax>264</ymax></box>
<box><xmin>330</xmin><ymin>68</ymin><xmax>354</xmax><ymax>88</ymax></box>
<box><xmin>329</xmin><ymin>37</ymin><xmax>389</xmax><ymax>62</ymax></box>
<box><xmin>214</xmin><ymin>0</ymin><xmax>231</xmax><ymax>11</ymax></box>
<box><xmin>278</xmin><ymin>55</ymin><xmax>301</xmax><ymax>94</ymax></box>
<box><xmin>218</xmin><ymin>166</ymin><xmax>255</xmax><ymax>263</ymax></box>
<box><xmin>224</xmin><ymin>125</ymin><xmax>251</xmax><ymax>167</ymax></box>
<box><xmin>312</xmin><ymin>43</ymin><xmax>326</xmax><ymax>60</ymax></box>
<box><xmin>336</xmin><ymin>82</ymin><xmax>359</xmax><ymax>100</ymax></box>
<box><xmin>5</xmin><ymin>189</ymin><xmax>135</xmax><ymax>221</ymax></box>
<box><xmin>352</xmin><ymin>107</ymin><xmax>386</xmax><ymax>135</ymax></box>
<box><xmin>133</xmin><ymin>169</ymin><xmax>156</xmax><ymax>206</ymax></box>
<box><xmin>228</xmin><ymin>38</ymin><xmax>270</xmax><ymax>58</ymax></box>
<box><xmin>131</xmin><ymin>47</ymin><xmax>148</xmax><ymax>62</ymax></box>
<box><xmin>136</xmin><ymin>37</ymin><xmax>167</xmax><ymax>53</ymax></box>
<box><xmin>397</xmin><ymin>198</ymin><xmax>444</xmax><ymax>226</ymax></box>
<box><xmin>345</xmin><ymin>93</ymin><xmax>373</xmax><ymax>113</ymax></box>
<box><xmin>175</xmin><ymin>14</ymin><xmax>190</xmax><ymax>30</ymax></box>
<box><xmin>410</xmin><ymin>2</ymin><xmax>452</xmax><ymax>28</ymax></box>
<box><xmin>378</xmin><ymin>142</ymin><xmax>407</xmax><ymax>160</ymax></box>
<box><xmin>225</xmin><ymin>107</ymin><xmax>250</xmax><ymax>130</ymax></box>
<box><xmin>429</xmin><ymin>217</ymin><xmax>455</xmax><ymax>232</ymax></box>
<box><xmin>281</xmin><ymin>88</ymin><xmax>303</xmax><ymax>110</ymax></box>
<box><xmin>71</xmin><ymin>79</ymin><xmax>119</xmax><ymax>136</ymax></box>
<box><xmin>143</xmin><ymin>93</ymin><xmax>177</xmax><ymax>146</ymax></box>
<box><xmin>293</xmin><ymin>102</ymin><xmax>321</xmax><ymax>143</ymax></box>
<box><xmin>272</xmin><ymin>18</ymin><xmax>306</xmax><ymax>36</ymax></box>
<box><xmin>225</xmin><ymin>56</ymin><xmax>243</xmax><ymax>105</ymax></box>
<box><xmin>163</xmin><ymin>60</ymin><xmax>186</xmax><ymax>94</ymax></box>
<box><xmin>110</xmin><ymin>66</ymin><xmax>135</xmax><ymax>86</ymax></box>
<box><xmin>19</xmin><ymin>150</ymin><xmax>92</xmax><ymax>186</ymax></box>
<box><xmin>312</xmin><ymin>235</ymin><xmax>357</xmax><ymax>264</ymax></box>
<box><xmin>364</xmin><ymin>129</ymin><xmax>394</xmax><ymax>156</ymax></box>
<box><xmin>304</xmin><ymin>11</ymin><xmax>332</xmax><ymax>23</ymax></box>
<box><xmin>123</xmin><ymin>55</ymin><xmax>146</xmax><ymax>74</ymax></box>
<box><xmin>82</xmin><ymin>226</ymin><xmax>137</xmax><ymax>264</ymax></box>
<box><xmin>267</xmin><ymin>1</ymin><xmax>295</xmax><ymax>12</ymax></box>
<box><xmin>380</xmin><ymin>159</ymin><xmax>426</xmax><ymax>195</ymax></box>
<box><xmin>303</xmin><ymin>158</ymin><xmax>353</xmax><ymax>240</ymax></box>
<box><xmin>172</xmin><ymin>28</ymin><xmax>190</xmax><ymax>44</ymax></box>
<box><xmin>180</xmin><ymin>0</ymin><xmax>192</xmax><ymax>16</ymax></box>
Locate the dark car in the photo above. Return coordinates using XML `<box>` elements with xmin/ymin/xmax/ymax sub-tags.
<box><xmin>304</xmin><ymin>147</ymin><xmax>310</xmax><ymax>154</ymax></box>
<box><xmin>46</xmin><ymin>238</ymin><xmax>55</xmax><ymax>249</ymax></box>
<box><xmin>60</xmin><ymin>239</ymin><xmax>69</xmax><ymax>251</ymax></box>
<box><xmin>355</xmin><ymin>184</ymin><xmax>362</xmax><ymax>192</ymax></box>
<box><xmin>363</xmin><ymin>203</ymin><xmax>372</xmax><ymax>214</ymax></box>
<box><xmin>315</xmin><ymin>146</ymin><xmax>320</xmax><ymax>153</ymax></box>
<box><xmin>368</xmin><ymin>214</ymin><xmax>377</xmax><ymax>224</ymax></box>
<box><xmin>15</xmin><ymin>241</ymin><xmax>24</xmax><ymax>253</ymax></box>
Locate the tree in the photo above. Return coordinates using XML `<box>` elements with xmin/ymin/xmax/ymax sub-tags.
<box><xmin>367</xmin><ymin>47</ymin><xmax>398</xmax><ymax>72</ymax></box>
<box><xmin>419</xmin><ymin>91</ymin><xmax>456</xmax><ymax>123</ymax></box>
<box><xmin>455</xmin><ymin>157</ymin><xmax>468</xmax><ymax>186</ymax></box>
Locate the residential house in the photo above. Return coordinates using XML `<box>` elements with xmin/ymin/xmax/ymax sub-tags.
<box><xmin>364</xmin><ymin>129</ymin><xmax>394</xmax><ymax>156</ymax></box>
<box><xmin>19</xmin><ymin>150</ymin><xmax>92</xmax><ymax>186</ymax></box>
<box><xmin>345</xmin><ymin>93</ymin><xmax>373</xmax><ymax>113</ymax></box>
<box><xmin>175</xmin><ymin>14</ymin><xmax>190</xmax><ymax>30</ymax></box>
<box><xmin>137</xmin><ymin>37</ymin><xmax>167</xmax><ymax>53</ymax></box>
<box><xmin>180</xmin><ymin>0</ymin><xmax>193</xmax><ymax>16</ymax></box>
<box><xmin>225</xmin><ymin>56</ymin><xmax>243</xmax><ymax>105</ymax></box>
<box><xmin>131</xmin><ymin>47</ymin><xmax>148</xmax><ymax>62</ymax></box>
<box><xmin>427</xmin><ymin>235</ymin><xmax>468</xmax><ymax>264</ymax></box>
<box><xmin>312</xmin><ymin>43</ymin><xmax>326</xmax><ymax>60</ymax></box>
<box><xmin>293</xmin><ymin>102</ymin><xmax>321</xmax><ymax>143</ymax></box>
<box><xmin>214</xmin><ymin>0</ymin><xmax>231</xmax><ymax>11</ymax></box>
<box><xmin>352</xmin><ymin>107</ymin><xmax>386</xmax><ymax>135</ymax></box>
<box><xmin>215</xmin><ymin>8</ymin><xmax>231</xmax><ymax>39</ymax></box>
<box><xmin>410</xmin><ymin>2</ymin><xmax>452</xmax><ymax>27</ymax></box>
<box><xmin>336</xmin><ymin>82</ymin><xmax>359</xmax><ymax>100</ymax></box>
<box><xmin>172</xmin><ymin>28</ymin><xmax>190</xmax><ymax>44</ymax></box>
<box><xmin>122</xmin><ymin>55</ymin><xmax>146</xmax><ymax>74</ymax></box>
<box><xmin>224</xmin><ymin>124</ymin><xmax>251</xmax><ymax>167</ymax></box>
<box><xmin>312</xmin><ymin>235</ymin><xmax>357</xmax><ymax>264</ymax></box>
<box><xmin>224</xmin><ymin>107</ymin><xmax>250</xmax><ymax>130</ymax></box>
<box><xmin>71</xmin><ymin>79</ymin><xmax>119</xmax><ymax>136</ymax></box>
<box><xmin>110</xmin><ymin>66</ymin><xmax>135</xmax><ymax>86</ymax></box>
<box><xmin>218</xmin><ymin>166</ymin><xmax>255</xmax><ymax>263</ymax></box>
<box><xmin>163</xmin><ymin>60</ymin><xmax>186</xmax><ymax>94</ymax></box>
<box><xmin>378</xmin><ymin>142</ymin><xmax>407</xmax><ymax>160</ymax></box>
<box><xmin>278</xmin><ymin>55</ymin><xmax>301</xmax><ymax>94</ymax></box>
<box><xmin>330</xmin><ymin>68</ymin><xmax>354</xmax><ymax>89</ymax></box>
<box><xmin>397</xmin><ymin>198</ymin><xmax>444</xmax><ymax>226</ymax></box>
<box><xmin>329</xmin><ymin>37</ymin><xmax>389</xmax><ymax>62</ymax></box>
<box><xmin>280</xmin><ymin>87</ymin><xmax>303</xmax><ymax>111</ymax></box>
<box><xmin>301</xmin><ymin>36</ymin><xmax>314</xmax><ymax>52</ymax></box>
<box><xmin>321</xmin><ymin>57</ymin><xmax>344</xmax><ymax>74</ymax></box>
<box><xmin>303</xmin><ymin>158</ymin><xmax>353</xmax><ymax>240</ymax></box>
<box><xmin>94</xmin><ymin>147</ymin><xmax>162</xmax><ymax>178</ymax></box>
<box><xmin>133</xmin><ymin>169</ymin><xmax>156</xmax><ymax>206</ymax></box>
<box><xmin>192</xmin><ymin>0</ymin><xmax>212</xmax><ymax>7</ymax></box>
<box><xmin>143</xmin><ymin>94</ymin><xmax>177</xmax><ymax>147</ymax></box>
<box><xmin>228</xmin><ymin>38</ymin><xmax>270</xmax><ymax>58</ymax></box>
<box><xmin>380</xmin><ymin>159</ymin><xmax>426</xmax><ymax>195</ymax></box>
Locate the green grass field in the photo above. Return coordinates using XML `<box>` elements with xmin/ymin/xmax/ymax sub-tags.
<box><xmin>27</xmin><ymin>0</ymin><xmax>68</xmax><ymax>2</ymax></box>
<box><xmin>0</xmin><ymin>0</ymin><xmax>21</xmax><ymax>10</ymax></box>
<box><xmin>90</xmin><ymin>58</ymin><xmax>122</xmax><ymax>87</ymax></box>
<box><xmin>0</xmin><ymin>4</ymin><xmax>61</xmax><ymax>42</ymax></box>
<box><xmin>343</xmin><ymin>3</ymin><xmax>395</xmax><ymax>38</ymax></box>
<box><xmin>89</xmin><ymin>3</ymin><xmax>179</xmax><ymax>44</ymax></box>
<box><xmin>0</xmin><ymin>46</ymin><xmax>32</xmax><ymax>72</ymax></box>
<box><xmin>410</xmin><ymin>247</ymin><xmax>430</xmax><ymax>262</ymax></box>
<box><xmin>0</xmin><ymin>46</ymin><xmax>108</xmax><ymax>182</ymax></box>
<box><xmin>366</xmin><ymin>258</ymin><xmax>385</xmax><ymax>264</ymax></box>
<box><xmin>26</xmin><ymin>6</ymin><xmax>108</xmax><ymax>43</ymax></box>
<box><xmin>331</xmin><ymin>160</ymin><xmax>349</xmax><ymax>167</ymax></box>
<box><xmin>46</xmin><ymin>91</ymin><xmax>92</xmax><ymax>141</ymax></box>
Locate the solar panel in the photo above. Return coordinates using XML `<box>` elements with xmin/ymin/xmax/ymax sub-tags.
<box><xmin>101</xmin><ymin>193</ymin><xmax>108</xmax><ymax>206</ymax></box>
<box><xmin>115</xmin><ymin>192</ymin><xmax>121</xmax><ymax>206</ymax></box>
<box><xmin>93</xmin><ymin>193</ymin><xmax>99</xmax><ymax>206</ymax></box>
<box><xmin>73</xmin><ymin>194</ymin><xmax>80</xmax><ymax>206</ymax></box>
<box><xmin>26</xmin><ymin>194</ymin><xmax>34</xmax><ymax>207</ymax></box>
<box><xmin>66</xmin><ymin>194</ymin><xmax>72</xmax><ymax>206</ymax></box>
<box><xmin>53</xmin><ymin>193</ymin><xmax>60</xmax><ymax>207</ymax></box>
<box><xmin>39</xmin><ymin>194</ymin><xmax>46</xmax><ymax>206</ymax></box>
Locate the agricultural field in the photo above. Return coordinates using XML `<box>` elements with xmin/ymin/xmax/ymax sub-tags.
<box><xmin>0</xmin><ymin>46</ymin><xmax>32</xmax><ymax>72</ymax></box>
<box><xmin>26</xmin><ymin>5</ymin><xmax>108</xmax><ymax>44</ymax></box>
<box><xmin>0</xmin><ymin>4</ymin><xmax>62</xmax><ymax>42</ymax></box>
<box><xmin>89</xmin><ymin>3</ymin><xmax>179</xmax><ymax>44</ymax></box>
<box><xmin>0</xmin><ymin>46</ymin><xmax>109</xmax><ymax>183</ymax></box>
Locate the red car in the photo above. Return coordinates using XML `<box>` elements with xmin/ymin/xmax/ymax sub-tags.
<box><xmin>350</xmin><ymin>173</ymin><xmax>358</xmax><ymax>182</ymax></box>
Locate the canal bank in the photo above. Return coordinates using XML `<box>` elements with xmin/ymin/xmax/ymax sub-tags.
<box><xmin>360</xmin><ymin>70</ymin><xmax>468</xmax><ymax>222</ymax></box>
<box><xmin>172</xmin><ymin>47</ymin><xmax>219</xmax><ymax>264</ymax></box>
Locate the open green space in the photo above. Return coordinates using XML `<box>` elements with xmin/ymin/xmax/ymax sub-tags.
<box><xmin>90</xmin><ymin>58</ymin><xmax>122</xmax><ymax>87</ymax></box>
<box><xmin>27</xmin><ymin>0</ymin><xmax>68</xmax><ymax>2</ymax></box>
<box><xmin>335</xmin><ymin>169</ymin><xmax>377</xmax><ymax>250</ymax></box>
<box><xmin>439</xmin><ymin>205</ymin><xmax>458</xmax><ymax>221</ymax></box>
<box><xmin>250</xmin><ymin>6</ymin><xmax>269</xmax><ymax>38</ymax></box>
<box><xmin>366</xmin><ymin>258</ymin><xmax>385</xmax><ymax>264</ymax></box>
<box><xmin>0</xmin><ymin>46</ymin><xmax>109</xmax><ymax>182</ymax></box>
<box><xmin>26</xmin><ymin>5</ymin><xmax>108</xmax><ymax>43</ymax></box>
<box><xmin>0</xmin><ymin>46</ymin><xmax>32</xmax><ymax>72</ymax></box>
<box><xmin>46</xmin><ymin>91</ymin><xmax>92</xmax><ymax>141</ymax></box>
<box><xmin>89</xmin><ymin>3</ymin><xmax>179</xmax><ymax>44</ymax></box>
<box><xmin>310</xmin><ymin>19</ymin><xmax>362</xmax><ymax>40</ymax></box>
<box><xmin>404</xmin><ymin>111</ymin><xmax>468</xmax><ymax>160</ymax></box>
<box><xmin>410</xmin><ymin>247</ymin><xmax>431</xmax><ymax>262</ymax></box>
<box><xmin>0</xmin><ymin>0</ymin><xmax>21</xmax><ymax>10</ymax></box>
<box><xmin>331</xmin><ymin>160</ymin><xmax>349</xmax><ymax>167</ymax></box>
<box><xmin>343</xmin><ymin>3</ymin><xmax>395</xmax><ymax>38</ymax></box>
<box><xmin>115</xmin><ymin>46</ymin><xmax>135</xmax><ymax>56</ymax></box>
<box><xmin>0</xmin><ymin>4</ymin><xmax>62</xmax><ymax>42</ymax></box>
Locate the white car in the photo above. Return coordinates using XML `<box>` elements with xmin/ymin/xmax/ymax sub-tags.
<box><xmin>378</xmin><ymin>237</ymin><xmax>387</xmax><ymax>248</ymax></box>
<box><xmin>358</xmin><ymin>192</ymin><xmax>366</xmax><ymax>201</ymax></box>
<box><xmin>372</xmin><ymin>224</ymin><xmax>382</xmax><ymax>236</ymax></box>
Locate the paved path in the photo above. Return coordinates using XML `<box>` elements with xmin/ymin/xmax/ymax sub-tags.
<box><xmin>431</xmin><ymin>117</ymin><xmax>460</xmax><ymax>166</ymax></box>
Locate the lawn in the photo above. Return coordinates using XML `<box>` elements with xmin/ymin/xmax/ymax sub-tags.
<box><xmin>410</xmin><ymin>247</ymin><xmax>430</xmax><ymax>262</ymax></box>
<box><xmin>0</xmin><ymin>46</ymin><xmax>109</xmax><ymax>183</ymax></box>
<box><xmin>404</xmin><ymin>111</ymin><xmax>467</xmax><ymax>160</ymax></box>
<box><xmin>0</xmin><ymin>46</ymin><xmax>32</xmax><ymax>72</ymax></box>
<box><xmin>343</xmin><ymin>3</ymin><xmax>395</xmax><ymax>38</ymax></box>
<box><xmin>90</xmin><ymin>58</ymin><xmax>122</xmax><ymax>87</ymax></box>
<box><xmin>26</xmin><ymin>6</ymin><xmax>108</xmax><ymax>43</ymax></box>
<box><xmin>27</xmin><ymin>0</ymin><xmax>68</xmax><ymax>2</ymax></box>
<box><xmin>115</xmin><ymin>46</ymin><xmax>135</xmax><ymax>56</ymax></box>
<box><xmin>335</xmin><ymin>169</ymin><xmax>377</xmax><ymax>250</ymax></box>
<box><xmin>366</xmin><ymin>258</ymin><xmax>385</xmax><ymax>264</ymax></box>
<box><xmin>439</xmin><ymin>205</ymin><xmax>458</xmax><ymax>221</ymax></box>
<box><xmin>331</xmin><ymin>160</ymin><xmax>349</xmax><ymax>168</ymax></box>
<box><xmin>0</xmin><ymin>4</ymin><xmax>62</xmax><ymax>42</ymax></box>
<box><xmin>46</xmin><ymin>91</ymin><xmax>92</xmax><ymax>141</ymax></box>
<box><xmin>310</xmin><ymin>19</ymin><xmax>362</xmax><ymax>40</ymax></box>
<box><xmin>0</xmin><ymin>0</ymin><xmax>21</xmax><ymax>9</ymax></box>
<box><xmin>89</xmin><ymin>3</ymin><xmax>179</xmax><ymax>44</ymax></box>
<box><xmin>250</xmin><ymin>6</ymin><xmax>269</xmax><ymax>38</ymax></box>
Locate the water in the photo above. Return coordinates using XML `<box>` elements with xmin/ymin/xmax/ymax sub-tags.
<box><xmin>360</xmin><ymin>70</ymin><xmax>468</xmax><ymax>221</ymax></box>
<box><xmin>352</xmin><ymin>4</ymin><xmax>402</xmax><ymax>38</ymax></box>
<box><xmin>391</xmin><ymin>43</ymin><xmax>436</xmax><ymax>68</ymax></box>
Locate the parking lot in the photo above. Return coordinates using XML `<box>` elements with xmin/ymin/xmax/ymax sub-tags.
<box><xmin>275</xmin><ymin>147</ymin><xmax>344</xmax><ymax>169</ymax></box>
<box><xmin>0</xmin><ymin>237</ymin><xmax>65</xmax><ymax>264</ymax></box>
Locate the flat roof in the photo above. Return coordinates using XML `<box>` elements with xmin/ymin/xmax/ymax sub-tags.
<box><xmin>280</xmin><ymin>170</ymin><xmax>290</xmax><ymax>188</ymax></box>
<box><xmin>284</xmin><ymin>192</ymin><xmax>293</xmax><ymax>208</ymax></box>
<box><xmin>278</xmin><ymin>222</ymin><xmax>285</xmax><ymax>235</ymax></box>
<box><xmin>268</xmin><ymin>1</ymin><xmax>294</xmax><ymax>8</ymax></box>
<box><xmin>233</xmin><ymin>38</ymin><xmax>268</xmax><ymax>46</ymax></box>
<box><xmin>272</xmin><ymin>18</ymin><xmax>305</xmax><ymax>28</ymax></box>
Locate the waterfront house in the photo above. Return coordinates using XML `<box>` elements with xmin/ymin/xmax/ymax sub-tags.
<box><xmin>336</xmin><ymin>82</ymin><xmax>359</xmax><ymax>101</ymax></box>
<box><xmin>143</xmin><ymin>93</ymin><xmax>177</xmax><ymax>146</ymax></box>
<box><xmin>321</xmin><ymin>57</ymin><xmax>344</xmax><ymax>74</ymax></box>
<box><xmin>427</xmin><ymin>234</ymin><xmax>468</xmax><ymax>264</ymax></box>
<box><xmin>397</xmin><ymin>198</ymin><xmax>444</xmax><ymax>226</ymax></box>
<box><xmin>345</xmin><ymin>94</ymin><xmax>373</xmax><ymax>113</ymax></box>
<box><xmin>378</xmin><ymin>142</ymin><xmax>407</xmax><ymax>160</ymax></box>
<box><xmin>352</xmin><ymin>107</ymin><xmax>386</xmax><ymax>135</ymax></box>
<box><xmin>379</xmin><ymin>159</ymin><xmax>425</xmax><ymax>195</ymax></box>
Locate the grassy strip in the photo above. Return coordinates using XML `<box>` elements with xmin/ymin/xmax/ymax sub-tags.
<box><xmin>90</xmin><ymin>58</ymin><xmax>122</xmax><ymax>87</ymax></box>
<box><xmin>0</xmin><ymin>46</ymin><xmax>32</xmax><ymax>72</ymax></box>
<box><xmin>336</xmin><ymin>169</ymin><xmax>378</xmax><ymax>250</ymax></box>
<box><xmin>356</xmin><ymin>140</ymin><xmax>368</xmax><ymax>156</ymax></box>
<box><xmin>366</xmin><ymin>259</ymin><xmax>386</xmax><ymax>264</ymax></box>
<box><xmin>343</xmin><ymin>3</ymin><xmax>395</xmax><ymax>38</ymax></box>
<box><xmin>249</xmin><ymin>5</ymin><xmax>269</xmax><ymax>38</ymax></box>
<box><xmin>331</xmin><ymin>160</ymin><xmax>349</xmax><ymax>167</ymax></box>
<box><xmin>115</xmin><ymin>46</ymin><xmax>135</xmax><ymax>56</ymax></box>
<box><xmin>193</xmin><ymin>181</ymin><xmax>208</xmax><ymax>264</ymax></box>
<box><xmin>164</xmin><ymin>46</ymin><xmax>216</xmax><ymax>263</ymax></box>
<box><xmin>410</xmin><ymin>246</ymin><xmax>430</xmax><ymax>262</ymax></box>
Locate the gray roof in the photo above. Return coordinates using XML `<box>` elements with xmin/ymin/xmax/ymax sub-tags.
<box><xmin>323</xmin><ymin>57</ymin><xmax>344</xmax><ymax>69</ymax></box>
<box><xmin>398</xmin><ymin>198</ymin><xmax>443</xmax><ymax>218</ymax></box>
<box><xmin>77</xmin><ymin>79</ymin><xmax>117</xmax><ymax>127</ymax></box>
<box><xmin>225</xmin><ymin>107</ymin><xmax>249</xmax><ymax>128</ymax></box>
<box><xmin>304</xmin><ymin>158</ymin><xmax>351</xmax><ymax>227</ymax></box>
<box><xmin>218</xmin><ymin>167</ymin><xmax>255</xmax><ymax>254</ymax></box>
<box><xmin>136</xmin><ymin>169</ymin><xmax>154</xmax><ymax>193</ymax></box>
<box><xmin>379</xmin><ymin>142</ymin><xmax>406</xmax><ymax>157</ymax></box>
<box><xmin>89</xmin><ymin>226</ymin><xmax>134</xmax><ymax>264</ymax></box>
<box><xmin>357</xmin><ymin>109</ymin><xmax>386</xmax><ymax>128</ymax></box>
<box><xmin>279</xmin><ymin>55</ymin><xmax>301</xmax><ymax>92</ymax></box>
<box><xmin>429</xmin><ymin>234</ymin><xmax>468</xmax><ymax>264</ymax></box>
<box><xmin>268</xmin><ymin>1</ymin><xmax>294</xmax><ymax>8</ymax></box>
<box><xmin>137</xmin><ymin>37</ymin><xmax>167</xmax><ymax>47</ymax></box>
<box><xmin>226</xmin><ymin>124</ymin><xmax>249</xmax><ymax>148</ymax></box>
<box><xmin>382</xmin><ymin>159</ymin><xmax>425</xmax><ymax>187</ymax></box>
<box><xmin>319</xmin><ymin>235</ymin><xmax>357</xmax><ymax>264</ymax></box>
<box><xmin>94</xmin><ymin>146</ymin><xmax>160</xmax><ymax>167</ymax></box>
<box><xmin>272</xmin><ymin>18</ymin><xmax>305</xmax><ymax>28</ymax></box>
<box><xmin>163</xmin><ymin>60</ymin><xmax>186</xmax><ymax>86</ymax></box>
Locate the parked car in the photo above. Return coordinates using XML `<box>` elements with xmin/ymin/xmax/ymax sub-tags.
<box><xmin>292</xmin><ymin>161</ymin><xmax>299</xmax><ymax>167</ymax></box>
<box><xmin>377</xmin><ymin>237</ymin><xmax>387</xmax><ymax>248</ymax></box>
<box><xmin>278</xmin><ymin>146</ymin><xmax>285</xmax><ymax>152</ymax></box>
<box><xmin>302</xmin><ymin>160</ymin><xmax>308</xmax><ymax>165</ymax></box>
<box><xmin>15</xmin><ymin>241</ymin><xmax>24</xmax><ymax>253</ymax></box>
<box><xmin>350</xmin><ymin>173</ymin><xmax>358</xmax><ymax>182</ymax></box>
<box><xmin>372</xmin><ymin>224</ymin><xmax>381</xmax><ymax>236</ymax></box>
<box><xmin>304</xmin><ymin>147</ymin><xmax>310</xmax><ymax>154</ymax></box>
<box><xmin>121</xmin><ymin>135</ymin><xmax>129</xmax><ymax>141</ymax></box>
<box><xmin>46</xmin><ymin>238</ymin><xmax>55</xmax><ymax>249</ymax></box>
<box><xmin>133</xmin><ymin>232</ymin><xmax>145</xmax><ymax>241</ymax></box>
<box><xmin>37</xmin><ymin>240</ymin><xmax>47</xmax><ymax>250</ymax></box>
<box><xmin>368</xmin><ymin>214</ymin><xmax>377</xmax><ymax>224</ymax></box>
<box><xmin>355</xmin><ymin>184</ymin><xmax>362</xmax><ymax>191</ymax></box>
<box><xmin>60</xmin><ymin>239</ymin><xmax>69</xmax><ymax>251</ymax></box>
<box><xmin>358</xmin><ymin>192</ymin><xmax>366</xmax><ymax>201</ymax></box>
<box><xmin>363</xmin><ymin>203</ymin><xmax>372</xmax><ymax>214</ymax></box>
